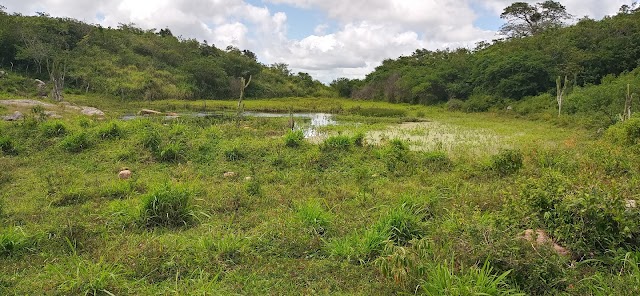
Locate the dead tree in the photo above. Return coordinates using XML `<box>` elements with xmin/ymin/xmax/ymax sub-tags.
<box><xmin>556</xmin><ymin>75</ymin><xmax>569</xmax><ymax>117</ymax></box>
<box><xmin>624</xmin><ymin>84</ymin><xmax>635</xmax><ymax>121</ymax></box>
<box><xmin>236</xmin><ymin>75</ymin><xmax>252</xmax><ymax>125</ymax></box>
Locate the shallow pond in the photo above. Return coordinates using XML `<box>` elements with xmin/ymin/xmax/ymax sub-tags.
<box><xmin>121</xmin><ymin>111</ymin><xmax>336</xmax><ymax>139</ymax></box>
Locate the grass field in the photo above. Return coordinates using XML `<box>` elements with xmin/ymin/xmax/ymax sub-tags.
<box><xmin>1</xmin><ymin>97</ymin><xmax>639</xmax><ymax>295</ymax></box>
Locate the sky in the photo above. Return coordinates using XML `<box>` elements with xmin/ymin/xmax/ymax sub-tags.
<box><xmin>3</xmin><ymin>0</ymin><xmax>633</xmax><ymax>83</ymax></box>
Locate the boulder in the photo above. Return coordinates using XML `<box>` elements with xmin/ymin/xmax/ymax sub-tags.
<box><xmin>81</xmin><ymin>106</ymin><xmax>105</xmax><ymax>116</ymax></box>
<box><xmin>138</xmin><ymin>109</ymin><xmax>163</xmax><ymax>116</ymax></box>
<box><xmin>35</xmin><ymin>79</ymin><xmax>47</xmax><ymax>96</ymax></box>
<box><xmin>0</xmin><ymin>70</ymin><xmax>5</xmax><ymax>78</ymax></box>
<box><xmin>118</xmin><ymin>169</ymin><xmax>132</xmax><ymax>180</ymax></box>
<box><xmin>520</xmin><ymin>229</ymin><xmax>570</xmax><ymax>257</ymax></box>
<box><xmin>1</xmin><ymin>111</ymin><xmax>23</xmax><ymax>121</ymax></box>
<box><xmin>223</xmin><ymin>172</ymin><xmax>237</xmax><ymax>178</ymax></box>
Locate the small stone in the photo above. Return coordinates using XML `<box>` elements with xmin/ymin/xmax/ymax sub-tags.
<box><xmin>223</xmin><ymin>172</ymin><xmax>237</xmax><ymax>178</ymax></box>
<box><xmin>626</xmin><ymin>199</ymin><xmax>637</xmax><ymax>209</ymax></box>
<box><xmin>2</xmin><ymin>111</ymin><xmax>23</xmax><ymax>121</ymax></box>
<box><xmin>244</xmin><ymin>176</ymin><xmax>253</xmax><ymax>181</ymax></box>
<box><xmin>118</xmin><ymin>169</ymin><xmax>132</xmax><ymax>180</ymax></box>
<box><xmin>506</xmin><ymin>106</ymin><xmax>513</xmax><ymax>111</ymax></box>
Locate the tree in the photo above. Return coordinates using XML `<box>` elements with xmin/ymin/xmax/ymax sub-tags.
<box><xmin>499</xmin><ymin>1</ymin><xmax>572</xmax><ymax>38</ymax></box>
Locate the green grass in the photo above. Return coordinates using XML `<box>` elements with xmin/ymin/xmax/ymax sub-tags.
<box><xmin>0</xmin><ymin>97</ymin><xmax>637</xmax><ymax>294</ymax></box>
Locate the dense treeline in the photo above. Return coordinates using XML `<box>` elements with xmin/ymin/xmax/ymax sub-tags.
<box><xmin>333</xmin><ymin>5</ymin><xmax>640</xmax><ymax>122</ymax></box>
<box><xmin>0</xmin><ymin>7</ymin><xmax>331</xmax><ymax>100</ymax></box>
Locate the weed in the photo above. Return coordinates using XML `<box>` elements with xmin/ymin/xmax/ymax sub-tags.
<box><xmin>57</xmin><ymin>258</ymin><xmax>127</xmax><ymax>295</ymax></box>
<box><xmin>490</xmin><ymin>149</ymin><xmax>523</xmax><ymax>176</ymax></box>
<box><xmin>321</xmin><ymin>135</ymin><xmax>352</xmax><ymax>151</ymax></box>
<box><xmin>140</xmin><ymin>183</ymin><xmax>195</xmax><ymax>228</ymax></box>
<box><xmin>224</xmin><ymin>146</ymin><xmax>244</xmax><ymax>161</ymax></box>
<box><xmin>141</xmin><ymin>126</ymin><xmax>161</xmax><ymax>151</ymax></box>
<box><xmin>0</xmin><ymin>228</ymin><xmax>31</xmax><ymax>257</ymax></box>
<box><xmin>156</xmin><ymin>142</ymin><xmax>185</xmax><ymax>162</ymax></box>
<box><xmin>53</xmin><ymin>188</ymin><xmax>92</xmax><ymax>207</ymax></box>
<box><xmin>0</xmin><ymin>136</ymin><xmax>18</xmax><ymax>155</ymax></box>
<box><xmin>60</xmin><ymin>132</ymin><xmax>92</xmax><ymax>153</ymax></box>
<box><xmin>96</xmin><ymin>122</ymin><xmax>124</xmax><ymax>140</ymax></box>
<box><xmin>296</xmin><ymin>199</ymin><xmax>332</xmax><ymax>234</ymax></box>
<box><xmin>375</xmin><ymin>203</ymin><xmax>425</xmax><ymax>245</ymax></box>
<box><xmin>40</xmin><ymin>120</ymin><xmax>68</xmax><ymax>137</ymax></box>
<box><xmin>284</xmin><ymin>129</ymin><xmax>304</xmax><ymax>148</ymax></box>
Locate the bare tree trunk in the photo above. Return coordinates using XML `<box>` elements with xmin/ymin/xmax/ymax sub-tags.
<box><xmin>236</xmin><ymin>75</ymin><xmax>252</xmax><ymax>126</ymax></box>
<box><xmin>556</xmin><ymin>75</ymin><xmax>569</xmax><ymax>117</ymax></box>
<box><xmin>624</xmin><ymin>84</ymin><xmax>634</xmax><ymax>121</ymax></box>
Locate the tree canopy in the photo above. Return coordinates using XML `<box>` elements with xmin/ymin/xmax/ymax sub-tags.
<box><xmin>499</xmin><ymin>1</ymin><xmax>573</xmax><ymax>38</ymax></box>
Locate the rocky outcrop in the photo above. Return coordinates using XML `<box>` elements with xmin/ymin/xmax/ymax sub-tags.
<box><xmin>1</xmin><ymin>111</ymin><xmax>24</xmax><ymax>121</ymax></box>
<box><xmin>0</xmin><ymin>99</ymin><xmax>55</xmax><ymax>108</ymax></box>
<box><xmin>81</xmin><ymin>107</ymin><xmax>105</xmax><ymax>117</ymax></box>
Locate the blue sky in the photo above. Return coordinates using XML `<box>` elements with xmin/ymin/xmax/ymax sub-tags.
<box><xmin>4</xmin><ymin>0</ymin><xmax>633</xmax><ymax>82</ymax></box>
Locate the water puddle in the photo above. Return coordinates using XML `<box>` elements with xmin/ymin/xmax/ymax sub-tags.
<box><xmin>243</xmin><ymin>112</ymin><xmax>336</xmax><ymax>138</ymax></box>
<box><xmin>121</xmin><ymin>111</ymin><xmax>336</xmax><ymax>139</ymax></box>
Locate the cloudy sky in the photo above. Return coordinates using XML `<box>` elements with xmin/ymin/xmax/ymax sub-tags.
<box><xmin>3</xmin><ymin>0</ymin><xmax>632</xmax><ymax>83</ymax></box>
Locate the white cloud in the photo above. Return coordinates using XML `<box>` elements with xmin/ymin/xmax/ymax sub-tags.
<box><xmin>3</xmin><ymin>0</ymin><xmax>632</xmax><ymax>83</ymax></box>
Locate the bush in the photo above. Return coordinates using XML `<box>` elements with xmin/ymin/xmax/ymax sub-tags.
<box><xmin>40</xmin><ymin>121</ymin><xmax>68</xmax><ymax>138</ymax></box>
<box><xmin>140</xmin><ymin>183</ymin><xmax>194</xmax><ymax>228</ymax></box>
<box><xmin>141</xmin><ymin>127</ymin><xmax>161</xmax><ymax>151</ymax></box>
<box><xmin>61</xmin><ymin>132</ymin><xmax>91</xmax><ymax>153</ymax></box>
<box><xmin>0</xmin><ymin>136</ymin><xmax>18</xmax><ymax>155</ymax></box>
<box><xmin>382</xmin><ymin>139</ymin><xmax>411</xmax><ymax>175</ymax></box>
<box><xmin>155</xmin><ymin>142</ymin><xmax>185</xmax><ymax>163</ymax></box>
<box><xmin>606</xmin><ymin>116</ymin><xmax>640</xmax><ymax>146</ymax></box>
<box><xmin>446</xmin><ymin>99</ymin><xmax>464</xmax><ymax>111</ymax></box>
<box><xmin>349</xmin><ymin>107</ymin><xmax>407</xmax><ymax>117</ymax></box>
<box><xmin>463</xmin><ymin>94</ymin><xmax>503</xmax><ymax>113</ymax></box>
<box><xmin>490</xmin><ymin>150</ymin><xmax>523</xmax><ymax>176</ymax></box>
<box><xmin>96</xmin><ymin>122</ymin><xmax>124</xmax><ymax>140</ymax></box>
<box><xmin>375</xmin><ymin>203</ymin><xmax>425</xmax><ymax>245</ymax></box>
<box><xmin>284</xmin><ymin>129</ymin><xmax>304</xmax><ymax>148</ymax></box>
<box><xmin>321</xmin><ymin>135</ymin><xmax>352</xmax><ymax>151</ymax></box>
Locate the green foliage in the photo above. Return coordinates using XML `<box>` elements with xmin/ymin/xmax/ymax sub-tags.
<box><xmin>40</xmin><ymin>120</ymin><xmax>67</xmax><ymax>137</ymax></box>
<box><xmin>0</xmin><ymin>136</ymin><xmax>18</xmax><ymax>155</ymax></box>
<box><xmin>321</xmin><ymin>135</ymin><xmax>353</xmax><ymax>151</ymax></box>
<box><xmin>348</xmin><ymin>107</ymin><xmax>407</xmax><ymax>117</ymax></box>
<box><xmin>382</xmin><ymin>139</ymin><xmax>411</xmax><ymax>175</ymax></box>
<box><xmin>156</xmin><ymin>142</ymin><xmax>185</xmax><ymax>163</ymax></box>
<box><xmin>463</xmin><ymin>94</ymin><xmax>505</xmax><ymax>112</ymax></box>
<box><xmin>0</xmin><ymin>228</ymin><xmax>31</xmax><ymax>257</ymax></box>
<box><xmin>95</xmin><ymin>121</ymin><xmax>123</xmax><ymax>140</ymax></box>
<box><xmin>57</xmin><ymin>258</ymin><xmax>127</xmax><ymax>296</ymax></box>
<box><xmin>224</xmin><ymin>146</ymin><xmax>244</xmax><ymax>161</ymax></box>
<box><xmin>140</xmin><ymin>183</ymin><xmax>194</xmax><ymax>228</ymax></box>
<box><xmin>606</xmin><ymin>116</ymin><xmax>640</xmax><ymax>146</ymax></box>
<box><xmin>420</xmin><ymin>260</ymin><xmax>522</xmax><ymax>296</ymax></box>
<box><xmin>60</xmin><ymin>132</ymin><xmax>91</xmax><ymax>153</ymax></box>
<box><xmin>490</xmin><ymin>149</ymin><xmax>523</xmax><ymax>176</ymax></box>
<box><xmin>296</xmin><ymin>199</ymin><xmax>332</xmax><ymax>234</ymax></box>
<box><xmin>420</xmin><ymin>151</ymin><xmax>453</xmax><ymax>172</ymax></box>
<box><xmin>375</xmin><ymin>203</ymin><xmax>425</xmax><ymax>245</ymax></box>
<box><xmin>284</xmin><ymin>129</ymin><xmax>304</xmax><ymax>148</ymax></box>
<box><xmin>446</xmin><ymin>99</ymin><xmax>464</xmax><ymax>111</ymax></box>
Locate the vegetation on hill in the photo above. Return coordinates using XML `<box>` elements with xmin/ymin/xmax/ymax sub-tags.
<box><xmin>0</xmin><ymin>6</ymin><xmax>331</xmax><ymax>101</ymax></box>
<box><xmin>332</xmin><ymin>3</ymin><xmax>640</xmax><ymax>126</ymax></box>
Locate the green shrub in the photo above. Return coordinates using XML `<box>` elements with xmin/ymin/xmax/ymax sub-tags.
<box><xmin>0</xmin><ymin>136</ymin><xmax>18</xmax><ymax>155</ymax></box>
<box><xmin>141</xmin><ymin>127</ymin><xmax>161</xmax><ymax>151</ymax></box>
<box><xmin>284</xmin><ymin>129</ymin><xmax>304</xmax><ymax>148</ymax></box>
<box><xmin>61</xmin><ymin>132</ymin><xmax>91</xmax><ymax>153</ymax></box>
<box><xmin>326</xmin><ymin>228</ymin><xmax>389</xmax><ymax>263</ymax></box>
<box><xmin>40</xmin><ymin>121</ymin><xmax>68</xmax><ymax>138</ymax></box>
<box><xmin>244</xmin><ymin>178</ymin><xmax>262</xmax><ymax>197</ymax></box>
<box><xmin>375</xmin><ymin>203</ymin><xmax>425</xmax><ymax>245</ymax></box>
<box><xmin>382</xmin><ymin>139</ymin><xmax>411</xmax><ymax>175</ymax></box>
<box><xmin>321</xmin><ymin>135</ymin><xmax>352</xmax><ymax>151</ymax></box>
<box><xmin>57</xmin><ymin>258</ymin><xmax>126</xmax><ymax>295</ymax></box>
<box><xmin>446</xmin><ymin>99</ymin><xmax>464</xmax><ymax>111</ymax></box>
<box><xmin>464</xmin><ymin>94</ymin><xmax>503</xmax><ymax>113</ymax></box>
<box><xmin>490</xmin><ymin>149</ymin><xmax>523</xmax><ymax>176</ymax></box>
<box><xmin>53</xmin><ymin>188</ymin><xmax>92</xmax><ymax>207</ymax></box>
<box><xmin>420</xmin><ymin>260</ymin><xmax>522</xmax><ymax>296</ymax></box>
<box><xmin>156</xmin><ymin>142</ymin><xmax>185</xmax><ymax>163</ymax></box>
<box><xmin>352</xmin><ymin>132</ymin><xmax>365</xmax><ymax>147</ymax></box>
<box><xmin>96</xmin><ymin>122</ymin><xmax>124</xmax><ymax>140</ymax></box>
<box><xmin>140</xmin><ymin>183</ymin><xmax>194</xmax><ymax>228</ymax></box>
